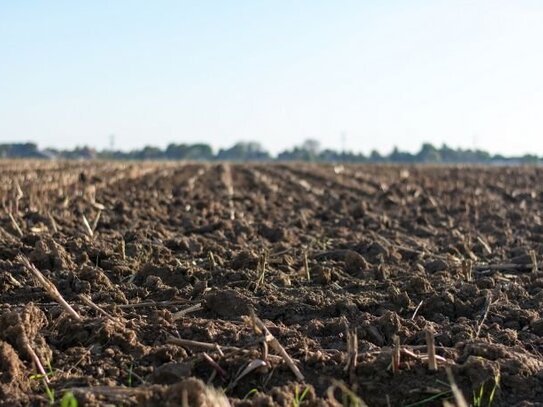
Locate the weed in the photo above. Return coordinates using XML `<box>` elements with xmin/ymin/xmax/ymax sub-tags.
<box><xmin>327</xmin><ymin>380</ymin><xmax>368</xmax><ymax>407</ymax></box>
<box><xmin>293</xmin><ymin>385</ymin><xmax>310</xmax><ymax>407</ymax></box>
<box><xmin>404</xmin><ymin>390</ymin><xmax>452</xmax><ymax>407</ymax></box>
<box><xmin>44</xmin><ymin>384</ymin><xmax>55</xmax><ymax>405</ymax></box>
<box><xmin>29</xmin><ymin>373</ymin><xmax>52</xmax><ymax>381</ymax></box>
<box><xmin>30</xmin><ymin>361</ymin><xmax>56</xmax><ymax>405</ymax></box>
<box><xmin>243</xmin><ymin>388</ymin><xmax>258</xmax><ymax>400</ymax></box>
<box><xmin>127</xmin><ymin>363</ymin><xmax>133</xmax><ymax>387</ymax></box>
<box><xmin>488</xmin><ymin>371</ymin><xmax>500</xmax><ymax>405</ymax></box>
<box><xmin>473</xmin><ymin>383</ymin><xmax>485</xmax><ymax>407</ymax></box>
<box><xmin>60</xmin><ymin>392</ymin><xmax>78</xmax><ymax>407</ymax></box>
<box><xmin>473</xmin><ymin>371</ymin><xmax>500</xmax><ymax>407</ymax></box>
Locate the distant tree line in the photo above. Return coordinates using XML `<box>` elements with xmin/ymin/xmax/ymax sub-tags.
<box><xmin>0</xmin><ymin>140</ymin><xmax>541</xmax><ymax>165</ymax></box>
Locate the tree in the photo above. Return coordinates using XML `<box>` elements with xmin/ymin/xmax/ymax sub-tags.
<box><xmin>417</xmin><ymin>143</ymin><xmax>440</xmax><ymax>162</ymax></box>
<box><xmin>301</xmin><ymin>139</ymin><xmax>321</xmax><ymax>156</ymax></box>
<box><xmin>217</xmin><ymin>142</ymin><xmax>270</xmax><ymax>161</ymax></box>
<box><xmin>369</xmin><ymin>150</ymin><xmax>383</xmax><ymax>162</ymax></box>
<box><xmin>138</xmin><ymin>146</ymin><xmax>162</xmax><ymax>160</ymax></box>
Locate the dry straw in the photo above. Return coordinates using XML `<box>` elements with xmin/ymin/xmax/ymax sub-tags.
<box><xmin>18</xmin><ymin>255</ymin><xmax>82</xmax><ymax>321</ymax></box>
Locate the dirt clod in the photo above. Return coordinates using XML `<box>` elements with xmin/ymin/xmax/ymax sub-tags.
<box><xmin>204</xmin><ymin>289</ymin><xmax>252</xmax><ymax>319</ymax></box>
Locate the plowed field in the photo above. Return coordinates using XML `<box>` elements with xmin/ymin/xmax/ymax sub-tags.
<box><xmin>1</xmin><ymin>161</ymin><xmax>543</xmax><ymax>406</ymax></box>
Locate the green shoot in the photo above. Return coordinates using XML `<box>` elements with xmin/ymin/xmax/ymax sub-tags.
<box><xmin>44</xmin><ymin>383</ymin><xmax>55</xmax><ymax>405</ymax></box>
<box><xmin>473</xmin><ymin>383</ymin><xmax>485</xmax><ymax>407</ymax></box>
<box><xmin>29</xmin><ymin>360</ymin><xmax>55</xmax><ymax>381</ymax></box>
<box><xmin>404</xmin><ymin>390</ymin><xmax>452</xmax><ymax>407</ymax></box>
<box><xmin>29</xmin><ymin>373</ymin><xmax>51</xmax><ymax>381</ymax></box>
<box><xmin>60</xmin><ymin>391</ymin><xmax>78</xmax><ymax>407</ymax></box>
<box><xmin>488</xmin><ymin>371</ymin><xmax>500</xmax><ymax>406</ymax></box>
<box><xmin>243</xmin><ymin>388</ymin><xmax>258</xmax><ymax>400</ymax></box>
<box><xmin>29</xmin><ymin>362</ymin><xmax>56</xmax><ymax>406</ymax></box>
<box><xmin>473</xmin><ymin>370</ymin><xmax>500</xmax><ymax>407</ymax></box>
<box><xmin>293</xmin><ymin>385</ymin><xmax>310</xmax><ymax>407</ymax></box>
<box><xmin>127</xmin><ymin>363</ymin><xmax>133</xmax><ymax>387</ymax></box>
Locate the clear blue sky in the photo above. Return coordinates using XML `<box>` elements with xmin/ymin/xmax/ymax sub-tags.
<box><xmin>1</xmin><ymin>1</ymin><xmax>542</xmax><ymax>155</ymax></box>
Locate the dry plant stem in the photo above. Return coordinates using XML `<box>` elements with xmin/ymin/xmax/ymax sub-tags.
<box><xmin>82</xmin><ymin>214</ymin><xmax>93</xmax><ymax>238</ymax></box>
<box><xmin>172</xmin><ymin>303</ymin><xmax>202</xmax><ymax>320</ymax></box>
<box><xmin>303</xmin><ymin>251</ymin><xmax>310</xmax><ymax>280</ymax></box>
<box><xmin>15</xmin><ymin>181</ymin><xmax>24</xmax><ymax>197</ymax></box>
<box><xmin>181</xmin><ymin>389</ymin><xmax>189</xmax><ymax>407</ymax></box>
<box><xmin>364</xmin><ymin>344</ymin><xmax>453</xmax><ymax>355</ymax></box>
<box><xmin>348</xmin><ymin>329</ymin><xmax>358</xmax><ymax>382</ymax></box>
<box><xmin>401</xmin><ymin>348</ymin><xmax>447</xmax><ymax>363</ymax></box>
<box><xmin>111</xmin><ymin>300</ymin><xmax>189</xmax><ymax>309</ymax></box>
<box><xmin>269</xmin><ymin>247</ymin><xmax>295</xmax><ymax>258</ymax></box>
<box><xmin>79</xmin><ymin>294</ymin><xmax>115</xmax><ymax>321</ymax></box>
<box><xmin>476</xmin><ymin>294</ymin><xmax>492</xmax><ymax>338</ymax></box>
<box><xmin>252</xmin><ymin>315</ymin><xmax>305</xmax><ymax>381</ymax></box>
<box><xmin>202</xmin><ymin>352</ymin><xmax>227</xmax><ymax>379</ymax></box>
<box><xmin>91</xmin><ymin>209</ymin><xmax>101</xmax><ymax>233</ymax></box>
<box><xmin>71</xmin><ymin>386</ymin><xmax>145</xmax><ymax>404</ymax></box>
<box><xmin>19</xmin><ymin>255</ymin><xmax>83</xmax><ymax>321</ymax></box>
<box><xmin>474</xmin><ymin>263</ymin><xmax>538</xmax><ymax>271</ymax></box>
<box><xmin>477</xmin><ymin>235</ymin><xmax>492</xmax><ymax>254</ymax></box>
<box><xmin>392</xmin><ymin>335</ymin><xmax>401</xmax><ymax>374</ymax></box>
<box><xmin>25</xmin><ymin>342</ymin><xmax>50</xmax><ymax>384</ymax></box>
<box><xmin>530</xmin><ymin>250</ymin><xmax>538</xmax><ymax>273</ymax></box>
<box><xmin>208</xmin><ymin>251</ymin><xmax>217</xmax><ymax>270</ymax></box>
<box><xmin>446</xmin><ymin>367</ymin><xmax>469</xmax><ymax>407</ymax></box>
<box><xmin>8</xmin><ymin>212</ymin><xmax>23</xmax><ymax>237</ymax></box>
<box><xmin>222</xmin><ymin>164</ymin><xmax>235</xmax><ymax>220</ymax></box>
<box><xmin>462</xmin><ymin>260</ymin><xmax>472</xmax><ymax>281</ymax></box>
<box><xmin>426</xmin><ymin>330</ymin><xmax>437</xmax><ymax>371</ymax></box>
<box><xmin>411</xmin><ymin>300</ymin><xmax>423</xmax><ymax>320</ymax></box>
<box><xmin>261</xmin><ymin>339</ymin><xmax>269</xmax><ymax>362</ymax></box>
<box><xmin>167</xmin><ymin>336</ymin><xmax>240</xmax><ymax>353</ymax></box>
<box><xmin>120</xmin><ymin>238</ymin><xmax>126</xmax><ymax>260</ymax></box>
<box><xmin>66</xmin><ymin>345</ymin><xmax>95</xmax><ymax>375</ymax></box>
<box><xmin>254</xmin><ymin>251</ymin><xmax>268</xmax><ymax>292</ymax></box>
<box><xmin>6</xmin><ymin>272</ymin><xmax>22</xmax><ymax>288</ymax></box>
<box><xmin>166</xmin><ymin>336</ymin><xmax>283</xmax><ymax>361</ymax></box>
<box><xmin>14</xmin><ymin>181</ymin><xmax>23</xmax><ymax>214</ymax></box>
<box><xmin>230</xmin><ymin>359</ymin><xmax>268</xmax><ymax>390</ymax></box>
<box><xmin>344</xmin><ymin>326</ymin><xmax>358</xmax><ymax>377</ymax></box>
<box><xmin>47</xmin><ymin>212</ymin><xmax>58</xmax><ymax>233</ymax></box>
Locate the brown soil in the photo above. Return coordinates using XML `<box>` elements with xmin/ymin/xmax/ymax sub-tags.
<box><xmin>1</xmin><ymin>161</ymin><xmax>543</xmax><ymax>406</ymax></box>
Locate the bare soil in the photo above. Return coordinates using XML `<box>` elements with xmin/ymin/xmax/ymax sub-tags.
<box><xmin>1</xmin><ymin>161</ymin><xmax>543</xmax><ymax>406</ymax></box>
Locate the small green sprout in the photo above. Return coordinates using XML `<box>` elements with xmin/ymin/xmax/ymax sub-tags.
<box><xmin>44</xmin><ymin>384</ymin><xmax>55</xmax><ymax>405</ymax></box>
<box><xmin>293</xmin><ymin>385</ymin><xmax>310</xmax><ymax>407</ymax></box>
<box><xmin>404</xmin><ymin>390</ymin><xmax>452</xmax><ymax>407</ymax></box>
<box><xmin>60</xmin><ymin>391</ymin><xmax>78</xmax><ymax>407</ymax></box>
<box><xmin>127</xmin><ymin>363</ymin><xmax>133</xmax><ymax>387</ymax></box>
<box><xmin>243</xmin><ymin>388</ymin><xmax>258</xmax><ymax>400</ymax></box>
<box><xmin>473</xmin><ymin>370</ymin><xmax>500</xmax><ymax>407</ymax></box>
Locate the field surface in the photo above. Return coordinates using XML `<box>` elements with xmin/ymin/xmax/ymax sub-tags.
<box><xmin>1</xmin><ymin>161</ymin><xmax>543</xmax><ymax>406</ymax></box>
